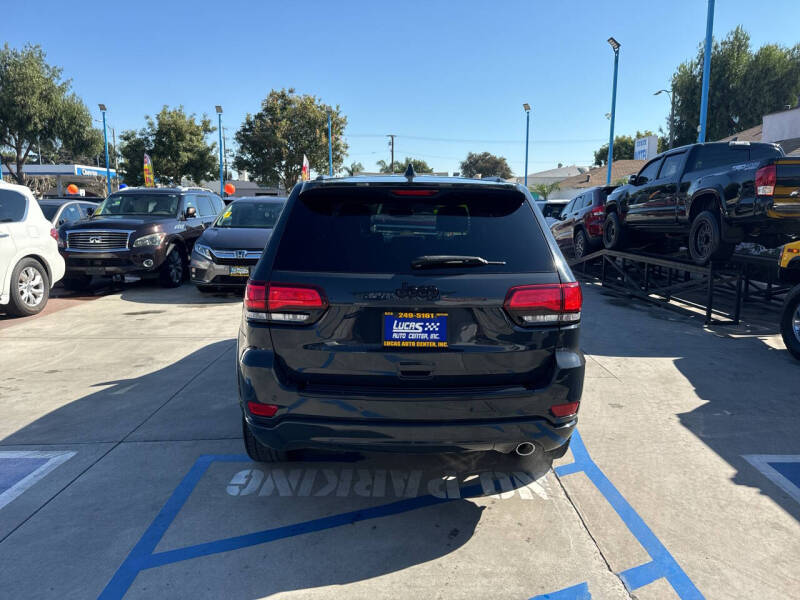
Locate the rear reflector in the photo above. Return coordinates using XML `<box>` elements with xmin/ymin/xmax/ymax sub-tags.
<box><xmin>50</xmin><ymin>227</ymin><xmax>59</xmax><ymax>241</ymax></box>
<box><xmin>504</xmin><ymin>282</ymin><xmax>582</xmax><ymax>325</ymax></box>
<box><xmin>550</xmin><ymin>401</ymin><xmax>579</xmax><ymax>417</ymax></box>
<box><xmin>756</xmin><ymin>164</ymin><xmax>776</xmax><ymax>196</ymax></box>
<box><xmin>247</xmin><ymin>401</ymin><xmax>278</xmax><ymax>417</ymax></box>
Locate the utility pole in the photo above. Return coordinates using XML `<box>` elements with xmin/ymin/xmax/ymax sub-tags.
<box><xmin>222</xmin><ymin>126</ymin><xmax>229</xmax><ymax>181</ymax></box>
<box><xmin>386</xmin><ymin>134</ymin><xmax>396</xmax><ymax>173</ymax></box>
<box><xmin>698</xmin><ymin>0</ymin><xmax>715</xmax><ymax>143</ymax></box>
<box><xmin>111</xmin><ymin>126</ymin><xmax>119</xmax><ymax>190</ymax></box>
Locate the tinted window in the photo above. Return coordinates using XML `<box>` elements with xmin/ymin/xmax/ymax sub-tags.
<box><xmin>582</xmin><ymin>193</ymin><xmax>594</xmax><ymax>208</ymax></box>
<box><xmin>79</xmin><ymin>203</ymin><xmax>97</xmax><ymax>217</ymax></box>
<box><xmin>216</xmin><ymin>201</ymin><xmax>285</xmax><ymax>228</ymax></box>
<box><xmin>95</xmin><ymin>193</ymin><xmax>180</xmax><ymax>216</ymax></box>
<box><xmin>196</xmin><ymin>194</ymin><xmax>214</xmax><ymax>217</ymax></box>
<box><xmin>686</xmin><ymin>144</ymin><xmax>782</xmax><ymax>173</ymax></box>
<box><xmin>563</xmin><ymin>198</ymin><xmax>576</xmax><ymax>214</ymax></box>
<box><xmin>637</xmin><ymin>159</ymin><xmax>663</xmax><ymax>184</ymax></box>
<box><xmin>542</xmin><ymin>203</ymin><xmax>565</xmax><ymax>219</ymax></box>
<box><xmin>274</xmin><ymin>188</ymin><xmax>553</xmax><ymax>274</ymax></box>
<box><xmin>183</xmin><ymin>195</ymin><xmax>199</xmax><ymax>216</ymax></box>
<box><xmin>39</xmin><ymin>204</ymin><xmax>60</xmax><ymax>220</ymax></box>
<box><xmin>209</xmin><ymin>194</ymin><xmax>225</xmax><ymax>213</ymax></box>
<box><xmin>659</xmin><ymin>153</ymin><xmax>685</xmax><ymax>179</ymax></box>
<box><xmin>0</xmin><ymin>189</ymin><xmax>27</xmax><ymax>222</ymax></box>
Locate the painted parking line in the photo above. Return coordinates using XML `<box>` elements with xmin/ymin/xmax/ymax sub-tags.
<box><xmin>0</xmin><ymin>451</ymin><xmax>76</xmax><ymax>510</ymax></box>
<box><xmin>743</xmin><ymin>454</ymin><xmax>800</xmax><ymax>505</ymax></box>
<box><xmin>100</xmin><ymin>432</ymin><xmax>702</xmax><ymax>600</ymax></box>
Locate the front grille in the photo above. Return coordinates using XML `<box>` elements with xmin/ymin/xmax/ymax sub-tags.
<box><xmin>67</xmin><ymin>230</ymin><xmax>131</xmax><ymax>251</ymax></box>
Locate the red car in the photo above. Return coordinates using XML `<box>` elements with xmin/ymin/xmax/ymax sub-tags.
<box><xmin>550</xmin><ymin>186</ymin><xmax>617</xmax><ymax>259</ymax></box>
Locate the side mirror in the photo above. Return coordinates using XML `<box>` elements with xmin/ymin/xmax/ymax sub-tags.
<box><xmin>58</xmin><ymin>218</ymin><xmax>65</xmax><ymax>226</ymax></box>
<box><xmin>85</xmin><ymin>207</ymin><xmax>94</xmax><ymax>216</ymax></box>
<box><xmin>185</xmin><ymin>206</ymin><xmax>197</xmax><ymax>219</ymax></box>
<box><xmin>628</xmin><ymin>174</ymin><xmax>638</xmax><ymax>185</ymax></box>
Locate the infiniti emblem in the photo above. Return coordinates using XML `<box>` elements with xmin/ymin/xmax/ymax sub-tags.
<box><xmin>89</xmin><ymin>236</ymin><xmax>102</xmax><ymax>244</ymax></box>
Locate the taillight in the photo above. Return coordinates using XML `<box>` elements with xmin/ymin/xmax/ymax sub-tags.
<box><xmin>504</xmin><ymin>282</ymin><xmax>582</xmax><ymax>325</ymax></box>
<box><xmin>50</xmin><ymin>228</ymin><xmax>58</xmax><ymax>241</ymax></box>
<box><xmin>551</xmin><ymin>401</ymin><xmax>579</xmax><ymax>417</ymax></box>
<box><xmin>590</xmin><ymin>205</ymin><xmax>604</xmax><ymax>216</ymax></box>
<box><xmin>245</xmin><ymin>281</ymin><xmax>328</xmax><ymax>323</ymax></box>
<box><xmin>756</xmin><ymin>164</ymin><xmax>776</xmax><ymax>196</ymax></box>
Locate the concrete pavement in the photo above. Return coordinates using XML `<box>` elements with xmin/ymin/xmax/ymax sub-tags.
<box><xmin>0</xmin><ymin>282</ymin><xmax>798</xmax><ymax>599</ymax></box>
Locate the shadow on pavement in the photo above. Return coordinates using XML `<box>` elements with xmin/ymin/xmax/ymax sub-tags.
<box><xmin>581</xmin><ymin>284</ymin><xmax>800</xmax><ymax>523</ymax></box>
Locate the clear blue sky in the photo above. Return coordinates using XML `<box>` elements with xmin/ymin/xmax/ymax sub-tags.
<box><xmin>3</xmin><ymin>0</ymin><xmax>800</xmax><ymax>177</ymax></box>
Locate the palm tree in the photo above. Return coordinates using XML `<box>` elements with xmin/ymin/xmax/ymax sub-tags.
<box><xmin>530</xmin><ymin>182</ymin><xmax>560</xmax><ymax>200</ymax></box>
<box><xmin>342</xmin><ymin>161</ymin><xmax>364</xmax><ymax>176</ymax></box>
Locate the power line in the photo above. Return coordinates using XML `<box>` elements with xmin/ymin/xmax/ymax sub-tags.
<box><xmin>345</xmin><ymin>133</ymin><xmax>606</xmax><ymax>145</ymax></box>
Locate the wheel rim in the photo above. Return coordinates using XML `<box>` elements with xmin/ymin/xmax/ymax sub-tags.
<box><xmin>695</xmin><ymin>221</ymin><xmax>713</xmax><ymax>259</ymax></box>
<box><xmin>17</xmin><ymin>266</ymin><xmax>44</xmax><ymax>307</ymax></box>
<box><xmin>605</xmin><ymin>220</ymin><xmax>615</xmax><ymax>245</ymax></box>
<box><xmin>793</xmin><ymin>303</ymin><xmax>800</xmax><ymax>343</ymax></box>
<box><xmin>168</xmin><ymin>252</ymin><xmax>182</xmax><ymax>284</ymax></box>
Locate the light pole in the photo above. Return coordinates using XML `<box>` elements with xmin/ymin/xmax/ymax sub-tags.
<box><xmin>98</xmin><ymin>104</ymin><xmax>111</xmax><ymax>195</ymax></box>
<box><xmin>606</xmin><ymin>37</ymin><xmax>621</xmax><ymax>185</ymax></box>
<box><xmin>215</xmin><ymin>105</ymin><xmax>224</xmax><ymax>195</ymax></box>
<box><xmin>327</xmin><ymin>112</ymin><xmax>333</xmax><ymax>176</ymax></box>
<box><xmin>523</xmin><ymin>103</ymin><xmax>531</xmax><ymax>187</ymax></box>
<box><xmin>698</xmin><ymin>0</ymin><xmax>715</xmax><ymax>143</ymax></box>
<box><xmin>655</xmin><ymin>89</ymin><xmax>675</xmax><ymax>149</ymax></box>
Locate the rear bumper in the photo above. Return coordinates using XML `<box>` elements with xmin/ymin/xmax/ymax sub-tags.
<box><xmin>238</xmin><ymin>344</ymin><xmax>584</xmax><ymax>454</ymax></box>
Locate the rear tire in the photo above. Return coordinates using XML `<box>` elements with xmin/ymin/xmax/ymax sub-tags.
<box><xmin>574</xmin><ymin>230</ymin><xmax>590</xmax><ymax>259</ymax></box>
<box><xmin>780</xmin><ymin>286</ymin><xmax>800</xmax><ymax>361</ymax></box>
<box><xmin>602</xmin><ymin>211</ymin><xmax>627</xmax><ymax>250</ymax></box>
<box><xmin>242</xmin><ymin>417</ymin><xmax>289</xmax><ymax>462</ymax></box>
<box><xmin>158</xmin><ymin>247</ymin><xmax>184</xmax><ymax>288</ymax></box>
<box><xmin>688</xmin><ymin>210</ymin><xmax>734</xmax><ymax>265</ymax></box>
<box><xmin>62</xmin><ymin>274</ymin><xmax>92</xmax><ymax>291</ymax></box>
<box><xmin>6</xmin><ymin>258</ymin><xmax>50</xmax><ymax>317</ymax></box>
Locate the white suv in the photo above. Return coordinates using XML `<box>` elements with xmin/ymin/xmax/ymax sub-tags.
<box><xmin>0</xmin><ymin>181</ymin><xmax>65</xmax><ymax>317</ymax></box>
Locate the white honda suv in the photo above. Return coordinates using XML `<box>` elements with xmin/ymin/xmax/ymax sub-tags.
<box><xmin>0</xmin><ymin>180</ymin><xmax>65</xmax><ymax>317</ymax></box>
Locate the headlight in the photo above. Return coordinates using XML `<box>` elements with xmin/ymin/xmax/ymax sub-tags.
<box><xmin>132</xmin><ymin>232</ymin><xmax>166</xmax><ymax>247</ymax></box>
<box><xmin>193</xmin><ymin>243</ymin><xmax>213</xmax><ymax>260</ymax></box>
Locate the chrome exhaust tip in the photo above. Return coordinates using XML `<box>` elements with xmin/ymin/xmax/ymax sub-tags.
<box><xmin>515</xmin><ymin>442</ymin><xmax>535</xmax><ymax>456</ymax></box>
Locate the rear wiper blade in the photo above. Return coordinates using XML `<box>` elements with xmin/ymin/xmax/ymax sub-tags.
<box><xmin>411</xmin><ymin>255</ymin><xmax>507</xmax><ymax>269</ymax></box>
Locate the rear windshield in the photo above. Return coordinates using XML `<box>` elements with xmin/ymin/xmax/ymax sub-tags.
<box><xmin>687</xmin><ymin>143</ymin><xmax>783</xmax><ymax>173</ymax></box>
<box><xmin>216</xmin><ymin>201</ymin><xmax>285</xmax><ymax>228</ymax></box>
<box><xmin>94</xmin><ymin>193</ymin><xmax>180</xmax><ymax>216</ymax></box>
<box><xmin>273</xmin><ymin>187</ymin><xmax>553</xmax><ymax>274</ymax></box>
<box><xmin>0</xmin><ymin>189</ymin><xmax>27</xmax><ymax>222</ymax></box>
<box><xmin>39</xmin><ymin>204</ymin><xmax>59</xmax><ymax>220</ymax></box>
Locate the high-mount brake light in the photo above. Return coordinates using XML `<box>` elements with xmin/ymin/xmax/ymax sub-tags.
<box><xmin>391</xmin><ymin>189</ymin><xmax>439</xmax><ymax>196</ymax></box>
<box><xmin>756</xmin><ymin>164</ymin><xmax>776</xmax><ymax>196</ymax></box>
<box><xmin>504</xmin><ymin>282</ymin><xmax>582</xmax><ymax>325</ymax></box>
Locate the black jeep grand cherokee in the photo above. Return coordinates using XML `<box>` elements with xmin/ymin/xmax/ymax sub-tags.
<box><xmin>60</xmin><ymin>187</ymin><xmax>224</xmax><ymax>288</ymax></box>
<box><xmin>238</xmin><ymin>172</ymin><xmax>585</xmax><ymax>462</ymax></box>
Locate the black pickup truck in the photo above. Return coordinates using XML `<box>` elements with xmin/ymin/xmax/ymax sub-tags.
<box><xmin>602</xmin><ymin>142</ymin><xmax>800</xmax><ymax>264</ymax></box>
<box><xmin>59</xmin><ymin>187</ymin><xmax>224</xmax><ymax>288</ymax></box>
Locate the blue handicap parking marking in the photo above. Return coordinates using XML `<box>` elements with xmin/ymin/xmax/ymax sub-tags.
<box><xmin>743</xmin><ymin>454</ymin><xmax>800</xmax><ymax>505</ymax></box>
<box><xmin>0</xmin><ymin>451</ymin><xmax>76</xmax><ymax>510</ymax></box>
<box><xmin>100</xmin><ymin>433</ymin><xmax>703</xmax><ymax>600</ymax></box>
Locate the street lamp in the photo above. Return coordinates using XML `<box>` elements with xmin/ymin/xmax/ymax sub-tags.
<box><xmin>327</xmin><ymin>112</ymin><xmax>333</xmax><ymax>176</ymax></box>
<box><xmin>523</xmin><ymin>103</ymin><xmax>531</xmax><ymax>187</ymax></box>
<box><xmin>606</xmin><ymin>37</ymin><xmax>621</xmax><ymax>185</ymax></box>
<box><xmin>215</xmin><ymin>106</ymin><xmax>224</xmax><ymax>195</ymax></box>
<box><xmin>655</xmin><ymin>89</ymin><xmax>675</xmax><ymax>149</ymax></box>
<box><xmin>98</xmin><ymin>104</ymin><xmax>111</xmax><ymax>195</ymax></box>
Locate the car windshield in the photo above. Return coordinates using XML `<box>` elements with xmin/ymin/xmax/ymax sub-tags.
<box><xmin>93</xmin><ymin>193</ymin><xmax>180</xmax><ymax>216</ymax></box>
<box><xmin>39</xmin><ymin>204</ymin><xmax>59</xmax><ymax>220</ymax></box>
<box><xmin>0</xmin><ymin>189</ymin><xmax>28</xmax><ymax>222</ymax></box>
<box><xmin>215</xmin><ymin>201</ymin><xmax>285</xmax><ymax>228</ymax></box>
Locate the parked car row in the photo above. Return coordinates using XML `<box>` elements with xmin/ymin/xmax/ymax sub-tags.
<box><xmin>548</xmin><ymin>141</ymin><xmax>800</xmax><ymax>266</ymax></box>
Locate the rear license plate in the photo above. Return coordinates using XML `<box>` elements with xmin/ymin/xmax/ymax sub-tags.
<box><xmin>383</xmin><ymin>312</ymin><xmax>448</xmax><ymax>348</ymax></box>
<box><xmin>229</xmin><ymin>266</ymin><xmax>250</xmax><ymax>277</ymax></box>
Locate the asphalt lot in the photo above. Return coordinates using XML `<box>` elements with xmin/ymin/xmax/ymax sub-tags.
<box><xmin>1</xmin><ymin>281</ymin><xmax>799</xmax><ymax>599</ymax></box>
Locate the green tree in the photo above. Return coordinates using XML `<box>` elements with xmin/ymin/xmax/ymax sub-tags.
<box><xmin>234</xmin><ymin>88</ymin><xmax>347</xmax><ymax>190</ymax></box>
<box><xmin>671</xmin><ymin>27</ymin><xmax>800</xmax><ymax>146</ymax></box>
<box><xmin>459</xmin><ymin>151</ymin><xmax>512</xmax><ymax>179</ymax></box>
<box><xmin>530</xmin><ymin>182</ymin><xmax>560</xmax><ymax>200</ymax></box>
<box><xmin>376</xmin><ymin>157</ymin><xmax>434</xmax><ymax>174</ymax></box>
<box><xmin>342</xmin><ymin>161</ymin><xmax>363</xmax><ymax>176</ymax></box>
<box><xmin>119</xmin><ymin>106</ymin><xmax>216</xmax><ymax>186</ymax></box>
<box><xmin>593</xmin><ymin>131</ymin><xmax>665</xmax><ymax>166</ymax></box>
<box><xmin>0</xmin><ymin>44</ymin><xmax>101</xmax><ymax>184</ymax></box>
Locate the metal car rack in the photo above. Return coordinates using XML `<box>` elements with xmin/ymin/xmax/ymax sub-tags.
<box><xmin>569</xmin><ymin>248</ymin><xmax>791</xmax><ymax>326</ymax></box>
